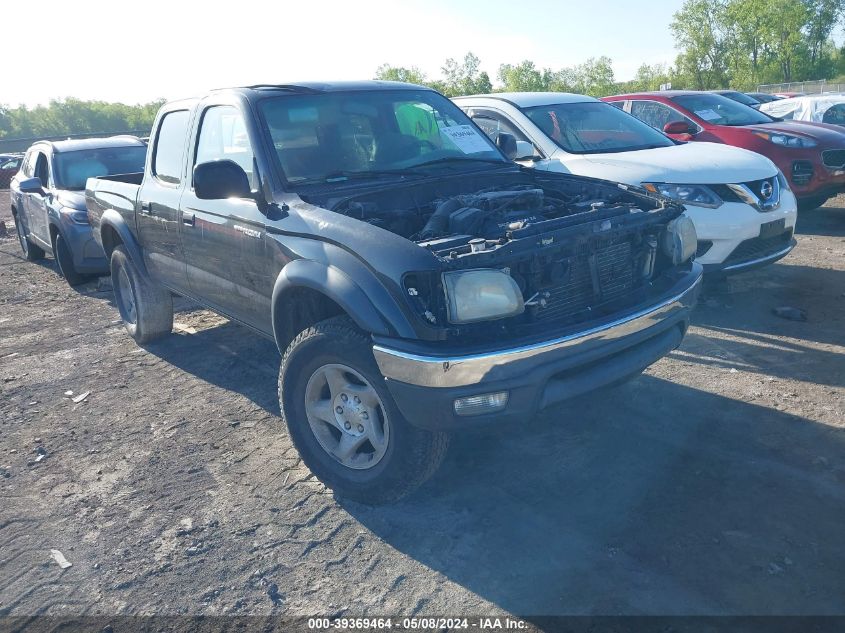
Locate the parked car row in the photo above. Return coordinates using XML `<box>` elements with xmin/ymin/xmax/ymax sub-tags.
<box><xmin>5</xmin><ymin>80</ymin><xmax>831</xmax><ymax>503</ymax></box>
<box><xmin>455</xmin><ymin>92</ymin><xmax>797</xmax><ymax>274</ymax></box>
<box><xmin>759</xmin><ymin>93</ymin><xmax>845</xmax><ymax>128</ymax></box>
<box><xmin>603</xmin><ymin>90</ymin><xmax>845</xmax><ymax>210</ymax></box>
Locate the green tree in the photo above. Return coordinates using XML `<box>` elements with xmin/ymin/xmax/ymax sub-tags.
<box><xmin>767</xmin><ymin>0</ymin><xmax>811</xmax><ymax>81</ymax></box>
<box><xmin>440</xmin><ymin>52</ymin><xmax>493</xmax><ymax>96</ymax></box>
<box><xmin>671</xmin><ymin>0</ymin><xmax>730</xmax><ymax>88</ymax></box>
<box><xmin>497</xmin><ymin>60</ymin><xmax>552</xmax><ymax>92</ymax></box>
<box><xmin>374</xmin><ymin>64</ymin><xmax>429</xmax><ymax>85</ymax></box>
<box><xmin>803</xmin><ymin>0</ymin><xmax>845</xmax><ymax>75</ymax></box>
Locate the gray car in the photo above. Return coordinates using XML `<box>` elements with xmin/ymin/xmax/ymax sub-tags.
<box><xmin>10</xmin><ymin>136</ymin><xmax>147</xmax><ymax>285</ymax></box>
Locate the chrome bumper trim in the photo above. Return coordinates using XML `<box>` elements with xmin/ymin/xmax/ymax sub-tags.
<box><xmin>720</xmin><ymin>242</ymin><xmax>795</xmax><ymax>273</ymax></box>
<box><xmin>373</xmin><ymin>271</ymin><xmax>702</xmax><ymax>388</ymax></box>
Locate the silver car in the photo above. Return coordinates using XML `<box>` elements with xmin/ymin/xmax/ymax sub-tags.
<box><xmin>10</xmin><ymin>136</ymin><xmax>146</xmax><ymax>285</ymax></box>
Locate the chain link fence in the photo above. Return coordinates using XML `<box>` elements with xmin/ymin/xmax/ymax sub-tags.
<box><xmin>757</xmin><ymin>80</ymin><xmax>845</xmax><ymax>95</ymax></box>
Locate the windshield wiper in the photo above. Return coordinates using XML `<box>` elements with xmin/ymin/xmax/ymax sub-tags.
<box><xmin>322</xmin><ymin>168</ymin><xmax>421</xmax><ymax>182</ymax></box>
<box><xmin>408</xmin><ymin>156</ymin><xmax>510</xmax><ymax>169</ymax></box>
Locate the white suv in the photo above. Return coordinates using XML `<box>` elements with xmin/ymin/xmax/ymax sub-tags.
<box><xmin>455</xmin><ymin>92</ymin><xmax>798</xmax><ymax>274</ymax></box>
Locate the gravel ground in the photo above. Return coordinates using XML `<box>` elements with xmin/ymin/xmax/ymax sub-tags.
<box><xmin>0</xmin><ymin>189</ymin><xmax>843</xmax><ymax>619</ymax></box>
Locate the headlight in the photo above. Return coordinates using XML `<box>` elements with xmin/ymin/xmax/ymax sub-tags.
<box><xmin>776</xmin><ymin>168</ymin><xmax>791</xmax><ymax>192</ymax></box>
<box><xmin>643</xmin><ymin>183</ymin><xmax>722</xmax><ymax>208</ymax></box>
<box><xmin>443</xmin><ymin>269</ymin><xmax>524</xmax><ymax>324</ymax></box>
<box><xmin>63</xmin><ymin>208</ymin><xmax>89</xmax><ymax>224</ymax></box>
<box><xmin>661</xmin><ymin>216</ymin><xmax>697</xmax><ymax>265</ymax></box>
<box><xmin>752</xmin><ymin>131</ymin><xmax>817</xmax><ymax>148</ymax></box>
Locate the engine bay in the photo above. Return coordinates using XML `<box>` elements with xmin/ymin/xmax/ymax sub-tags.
<box><xmin>298</xmin><ymin>172</ymin><xmax>686</xmax><ymax>336</ymax></box>
<box><xmin>325</xmin><ymin>178</ymin><xmax>665</xmax><ymax>258</ymax></box>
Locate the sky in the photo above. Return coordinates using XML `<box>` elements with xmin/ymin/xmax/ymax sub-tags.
<box><xmin>6</xmin><ymin>0</ymin><xmax>689</xmax><ymax>107</ymax></box>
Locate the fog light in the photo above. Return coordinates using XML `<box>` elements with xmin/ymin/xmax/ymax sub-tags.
<box><xmin>453</xmin><ymin>391</ymin><xmax>509</xmax><ymax>416</ymax></box>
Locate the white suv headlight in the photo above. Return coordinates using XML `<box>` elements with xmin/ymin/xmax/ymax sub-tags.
<box><xmin>661</xmin><ymin>216</ymin><xmax>697</xmax><ymax>264</ymax></box>
<box><xmin>644</xmin><ymin>183</ymin><xmax>723</xmax><ymax>208</ymax></box>
<box><xmin>443</xmin><ymin>269</ymin><xmax>524</xmax><ymax>324</ymax></box>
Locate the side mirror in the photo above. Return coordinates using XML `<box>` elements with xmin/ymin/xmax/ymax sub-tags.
<box><xmin>194</xmin><ymin>160</ymin><xmax>251</xmax><ymax>200</ymax></box>
<box><xmin>496</xmin><ymin>132</ymin><xmax>518</xmax><ymax>160</ymax></box>
<box><xmin>19</xmin><ymin>177</ymin><xmax>44</xmax><ymax>194</ymax></box>
<box><xmin>663</xmin><ymin>121</ymin><xmax>694</xmax><ymax>135</ymax></box>
<box><xmin>514</xmin><ymin>140</ymin><xmax>536</xmax><ymax>161</ymax></box>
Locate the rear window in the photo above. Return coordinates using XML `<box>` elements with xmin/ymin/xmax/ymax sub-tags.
<box><xmin>153</xmin><ymin>110</ymin><xmax>191</xmax><ymax>184</ymax></box>
<box><xmin>55</xmin><ymin>146</ymin><xmax>147</xmax><ymax>190</ymax></box>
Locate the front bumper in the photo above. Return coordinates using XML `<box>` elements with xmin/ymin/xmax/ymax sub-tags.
<box><xmin>687</xmin><ymin>191</ymin><xmax>798</xmax><ymax>273</ymax></box>
<box><xmin>373</xmin><ymin>265</ymin><xmax>703</xmax><ymax>430</ymax></box>
<box><xmin>59</xmin><ymin>215</ymin><xmax>108</xmax><ymax>274</ymax></box>
<box><xmin>775</xmin><ymin>155</ymin><xmax>845</xmax><ymax>201</ymax></box>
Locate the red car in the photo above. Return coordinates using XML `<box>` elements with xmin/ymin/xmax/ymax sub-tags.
<box><xmin>604</xmin><ymin>91</ymin><xmax>845</xmax><ymax>209</ymax></box>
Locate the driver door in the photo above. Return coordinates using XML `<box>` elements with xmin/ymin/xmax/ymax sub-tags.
<box><xmin>24</xmin><ymin>151</ymin><xmax>53</xmax><ymax>250</ymax></box>
<box><xmin>180</xmin><ymin>102</ymin><xmax>271</xmax><ymax>330</ymax></box>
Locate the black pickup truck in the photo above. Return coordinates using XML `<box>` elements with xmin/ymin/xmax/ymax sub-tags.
<box><xmin>87</xmin><ymin>81</ymin><xmax>702</xmax><ymax>503</ymax></box>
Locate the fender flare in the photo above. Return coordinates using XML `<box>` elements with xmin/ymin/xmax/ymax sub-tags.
<box><xmin>99</xmin><ymin>209</ymin><xmax>148</xmax><ymax>276</ymax></box>
<box><xmin>271</xmin><ymin>259</ymin><xmax>405</xmax><ymax>348</ymax></box>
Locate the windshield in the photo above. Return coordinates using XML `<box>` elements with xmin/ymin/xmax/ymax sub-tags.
<box><xmin>672</xmin><ymin>94</ymin><xmax>773</xmax><ymax>126</ymax></box>
<box><xmin>55</xmin><ymin>146</ymin><xmax>147</xmax><ymax>190</ymax></box>
<box><xmin>258</xmin><ymin>90</ymin><xmax>506</xmax><ymax>184</ymax></box>
<box><xmin>522</xmin><ymin>101</ymin><xmax>674</xmax><ymax>154</ymax></box>
<box><xmin>720</xmin><ymin>91</ymin><xmax>760</xmax><ymax>106</ymax></box>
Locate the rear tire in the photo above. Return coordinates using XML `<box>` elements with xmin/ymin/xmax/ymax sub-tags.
<box><xmin>14</xmin><ymin>214</ymin><xmax>45</xmax><ymax>261</ymax></box>
<box><xmin>110</xmin><ymin>245</ymin><xmax>173</xmax><ymax>344</ymax></box>
<box><xmin>279</xmin><ymin>316</ymin><xmax>449</xmax><ymax>504</ymax></box>
<box><xmin>54</xmin><ymin>233</ymin><xmax>88</xmax><ymax>286</ymax></box>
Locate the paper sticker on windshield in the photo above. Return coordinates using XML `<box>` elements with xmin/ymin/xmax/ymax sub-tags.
<box><xmin>694</xmin><ymin>109</ymin><xmax>721</xmax><ymax>121</ymax></box>
<box><xmin>440</xmin><ymin>125</ymin><xmax>491</xmax><ymax>154</ymax></box>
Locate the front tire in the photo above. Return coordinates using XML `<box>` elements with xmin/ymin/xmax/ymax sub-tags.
<box><xmin>279</xmin><ymin>316</ymin><xmax>449</xmax><ymax>504</ymax></box>
<box><xmin>110</xmin><ymin>245</ymin><xmax>173</xmax><ymax>344</ymax></box>
<box><xmin>54</xmin><ymin>233</ymin><xmax>88</xmax><ymax>286</ymax></box>
<box><xmin>14</xmin><ymin>214</ymin><xmax>45</xmax><ymax>262</ymax></box>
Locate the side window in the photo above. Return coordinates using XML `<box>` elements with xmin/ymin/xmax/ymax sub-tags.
<box><xmin>32</xmin><ymin>152</ymin><xmax>49</xmax><ymax>185</ymax></box>
<box><xmin>21</xmin><ymin>153</ymin><xmax>33</xmax><ymax>177</ymax></box>
<box><xmin>822</xmin><ymin>104</ymin><xmax>845</xmax><ymax>126</ymax></box>
<box><xmin>630</xmin><ymin>101</ymin><xmax>688</xmax><ymax>132</ymax></box>
<box><xmin>607</xmin><ymin>101</ymin><xmax>625</xmax><ymax>110</ymax></box>
<box><xmin>471</xmin><ymin>113</ymin><xmax>530</xmax><ymax>144</ymax></box>
<box><xmin>153</xmin><ymin>110</ymin><xmax>190</xmax><ymax>184</ymax></box>
<box><xmin>195</xmin><ymin>105</ymin><xmax>256</xmax><ymax>187</ymax></box>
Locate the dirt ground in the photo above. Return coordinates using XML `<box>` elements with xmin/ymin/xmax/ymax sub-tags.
<box><xmin>0</xmin><ymin>188</ymin><xmax>843</xmax><ymax>620</ymax></box>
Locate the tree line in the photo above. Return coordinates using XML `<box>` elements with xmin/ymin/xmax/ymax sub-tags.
<box><xmin>0</xmin><ymin>98</ymin><xmax>164</xmax><ymax>142</ymax></box>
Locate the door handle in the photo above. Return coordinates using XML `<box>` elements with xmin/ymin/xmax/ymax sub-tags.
<box><xmin>140</xmin><ymin>202</ymin><xmax>151</xmax><ymax>213</ymax></box>
<box><xmin>182</xmin><ymin>213</ymin><xmax>195</xmax><ymax>227</ymax></box>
